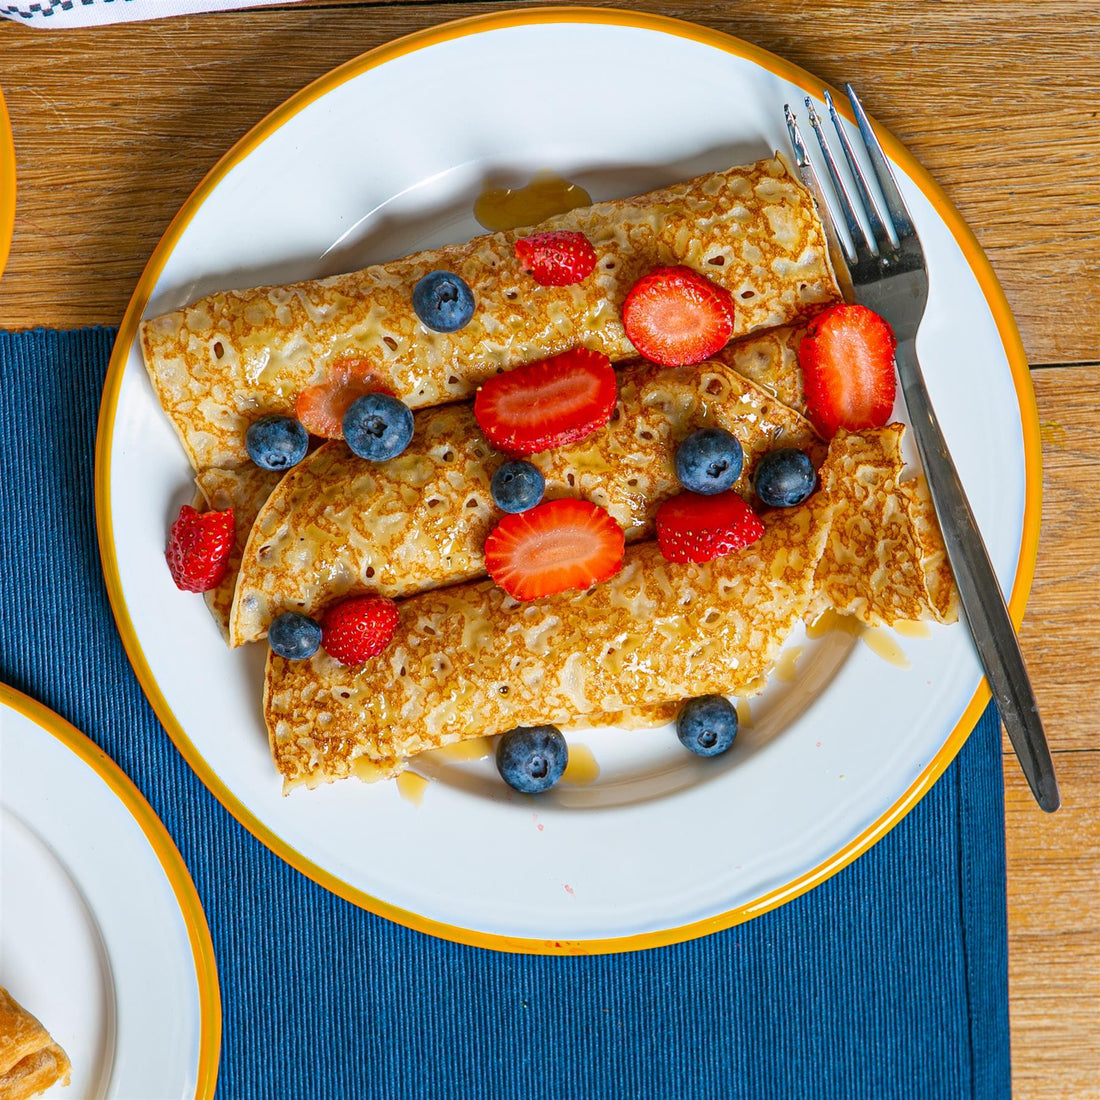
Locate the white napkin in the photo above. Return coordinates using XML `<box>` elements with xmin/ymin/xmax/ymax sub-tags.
<box><xmin>1</xmin><ymin>0</ymin><xmax>305</xmax><ymax>28</ymax></box>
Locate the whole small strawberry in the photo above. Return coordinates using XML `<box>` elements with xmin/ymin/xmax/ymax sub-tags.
<box><xmin>321</xmin><ymin>595</ymin><xmax>399</xmax><ymax>666</ymax></box>
<box><xmin>515</xmin><ymin>230</ymin><xmax>598</xmax><ymax>286</ymax></box>
<box><xmin>166</xmin><ymin>504</ymin><xmax>235</xmax><ymax>592</ymax></box>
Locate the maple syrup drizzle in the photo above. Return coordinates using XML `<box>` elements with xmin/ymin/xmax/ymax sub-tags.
<box><xmin>561</xmin><ymin>742</ymin><xmax>600</xmax><ymax>786</ymax></box>
<box><xmin>426</xmin><ymin>736</ymin><xmax>494</xmax><ymax>763</ymax></box>
<box><xmin>806</xmin><ymin>608</ymin><xmax>914</xmax><ymax>668</ymax></box>
<box><xmin>474</xmin><ymin>171</ymin><xmax>592</xmax><ymax>232</ymax></box>
<box><xmin>861</xmin><ymin>628</ymin><xmax>912</xmax><ymax>669</ymax></box>
<box><xmin>893</xmin><ymin>620</ymin><xmax>932</xmax><ymax>639</ymax></box>
<box><xmin>396</xmin><ymin>771</ymin><xmax>429</xmax><ymax>807</ymax></box>
<box><xmin>775</xmin><ymin>645</ymin><xmax>804</xmax><ymax>683</ymax></box>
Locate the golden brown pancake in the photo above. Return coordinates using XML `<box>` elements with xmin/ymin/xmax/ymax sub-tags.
<box><xmin>899</xmin><ymin>474</ymin><xmax>958</xmax><ymax>624</ymax></box>
<box><xmin>264</xmin><ymin>496</ymin><xmax>835</xmax><ymax>790</ymax></box>
<box><xmin>0</xmin><ymin>988</ymin><xmax>70</xmax><ymax>1100</ymax></box>
<box><xmin>230</xmin><ymin>353</ymin><xmax>822</xmax><ymax>646</ymax></box>
<box><xmin>141</xmin><ymin>156</ymin><xmax>840</xmax><ymax>471</ymax></box>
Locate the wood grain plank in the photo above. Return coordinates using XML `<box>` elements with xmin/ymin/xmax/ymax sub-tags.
<box><xmin>0</xmin><ymin>0</ymin><xmax>1098</xmax><ymax>363</ymax></box>
<box><xmin>1018</xmin><ymin>365</ymin><xmax>1100</xmax><ymax>753</ymax></box>
<box><xmin>1005</xmin><ymin>752</ymin><xmax>1100</xmax><ymax>1099</ymax></box>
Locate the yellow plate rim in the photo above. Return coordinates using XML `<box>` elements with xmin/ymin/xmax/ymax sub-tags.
<box><xmin>0</xmin><ymin>682</ymin><xmax>221</xmax><ymax>1095</ymax></box>
<box><xmin>94</xmin><ymin>6</ymin><xmax>1041</xmax><ymax>956</ymax></box>
<box><xmin>0</xmin><ymin>85</ymin><xmax>16</xmax><ymax>281</ymax></box>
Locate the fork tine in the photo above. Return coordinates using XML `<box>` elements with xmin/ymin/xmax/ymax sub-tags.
<box><xmin>784</xmin><ymin>104</ymin><xmax>858</xmax><ymax>266</ymax></box>
<box><xmin>804</xmin><ymin>97</ymin><xmax>878</xmax><ymax>259</ymax></box>
<box><xmin>823</xmin><ymin>90</ymin><xmax>897</xmax><ymax>250</ymax></box>
<box><xmin>844</xmin><ymin>84</ymin><xmax>915</xmax><ymax>240</ymax></box>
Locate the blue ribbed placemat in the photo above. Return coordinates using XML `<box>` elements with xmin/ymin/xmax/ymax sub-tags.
<box><xmin>0</xmin><ymin>327</ymin><xmax>1010</xmax><ymax>1100</ymax></box>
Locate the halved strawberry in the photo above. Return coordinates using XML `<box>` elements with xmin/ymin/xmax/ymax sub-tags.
<box><xmin>474</xmin><ymin>348</ymin><xmax>616</xmax><ymax>456</ymax></box>
<box><xmin>655</xmin><ymin>490</ymin><xmax>764</xmax><ymax>564</ymax></box>
<box><xmin>621</xmin><ymin>265</ymin><xmax>735</xmax><ymax>367</ymax></box>
<box><xmin>798</xmin><ymin>304</ymin><xmax>897</xmax><ymax>438</ymax></box>
<box><xmin>295</xmin><ymin>356</ymin><xmax>395</xmax><ymax>439</ymax></box>
<box><xmin>515</xmin><ymin>230</ymin><xmax>598</xmax><ymax>286</ymax></box>
<box><xmin>484</xmin><ymin>498</ymin><xmax>625</xmax><ymax>601</ymax></box>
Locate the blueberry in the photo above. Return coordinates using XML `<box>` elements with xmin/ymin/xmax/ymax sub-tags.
<box><xmin>496</xmin><ymin>725</ymin><xmax>568</xmax><ymax>794</ymax></box>
<box><xmin>245</xmin><ymin>414</ymin><xmax>308</xmax><ymax>471</ymax></box>
<box><xmin>674</xmin><ymin>428</ymin><xmax>744</xmax><ymax>495</ymax></box>
<box><xmin>267</xmin><ymin>611</ymin><xmax>322</xmax><ymax>660</ymax></box>
<box><xmin>412</xmin><ymin>270</ymin><xmax>476</xmax><ymax>333</ymax></box>
<box><xmin>343</xmin><ymin>393</ymin><xmax>414</xmax><ymax>461</ymax></box>
<box><xmin>753</xmin><ymin>448</ymin><xmax>817</xmax><ymax>508</ymax></box>
<box><xmin>676</xmin><ymin>695</ymin><xmax>738</xmax><ymax>757</ymax></box>
<box><xmin>491</xmin><ymin>460</ymin><xmax>545</xmax><ymax>514</ymax></box>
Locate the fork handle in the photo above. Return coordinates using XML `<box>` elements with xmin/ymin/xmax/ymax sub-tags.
<box><xmin>895</xmin><ymin>339</ymin><xmax>1059</xmax><ymax>811</ymax></box>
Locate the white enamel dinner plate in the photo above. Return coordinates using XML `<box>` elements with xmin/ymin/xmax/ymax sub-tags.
<box><xmin>96</xmin><ymin>9</ymin><xmax>1040</xmax><ymax>953</ymax></box>
<box><xmin>0</xmin><ymin>686</ymin><xmax>220</xmax><ymax>1095</ymax></box>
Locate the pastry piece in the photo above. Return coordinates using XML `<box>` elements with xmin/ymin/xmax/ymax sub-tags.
<box><xmin>230</xmin><ymin>352</ymin><xmax>822</xmax><ymax>646</ymax></box>
<box><xmin>193</xmin><ymin>465</ymin><xmax>285</xmax><ymax>639</ymax></box>
<box><xmin>141</xmin><ymin>155</ymin><xmax>840</xmax><ymax>471</ymax></box>
<box><xmin>808</xmin><ymin>425</ymin><xmax>958</xmax><ymax>626</ymax></box>
<box><xmin>0</xmin><ymin>988</ymin><xmax>70</xmax><ymax>1100</ymax></box>
<box><xmin>264</xmin><ymin>496</ymin><xmax>835</xmax><ymax>790</ymax></box>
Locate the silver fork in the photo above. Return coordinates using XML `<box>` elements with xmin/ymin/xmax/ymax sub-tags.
<box><xmin>786</xmin><ymin>86</ymin><xmax>1059</xmax><ymax>812</ymax></box>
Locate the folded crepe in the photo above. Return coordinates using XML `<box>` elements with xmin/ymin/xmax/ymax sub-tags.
<box><xmin>265</xmin><ymin>494</ymin><xmax>835</xmax><ymax>789</ymax></box>
<box><xmin>229</xmin><ymin>346</ymin><xmax>823</xmax><ymax>646</ymax></box>
<box><xmin>808</xmin><ymin>425</ymin><xmax>958</xmax><ymax>626</ymax></box>
<box><xmin>141</xmin><ymin>155</ymin><xmax>841</xmax><ymax>471</ymax></box>
<box><xmin>263</xmin><ymin>426</ymin><xmax>958</xmax><ymax>789</ymax></box>
<box><xmin>0</xmin><ymin>988</ymin><xmax>70</xmax><ymax>1100</ymax></box>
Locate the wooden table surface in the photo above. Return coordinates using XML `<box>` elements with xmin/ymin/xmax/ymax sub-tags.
<box><xmin>1</xmin><ymin>2</ymin><xmax>1096</xmax><ymax>1094</ymax></box>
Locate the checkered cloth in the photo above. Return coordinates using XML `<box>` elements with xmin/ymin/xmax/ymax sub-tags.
<box><xmin>1</xmin><ymin>0</ymin><xmax>303</xmax><ymax>27</ymax></box>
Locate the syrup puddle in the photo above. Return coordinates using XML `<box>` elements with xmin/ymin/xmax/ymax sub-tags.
<box><xmin>860</xmin><ymin>628</ymin><xmax>912</xmax><ymax>670</ymax></box>
<box><xmin>474</xmin><ymin>170</ymin><xmax>592</xmax><ymax>232</ymax></box>
<box><xmin>774</xmin><ymin>645</ymin><xmax>803</xmax><ymax>683</ymax></box>
<box><xmin>424</xmin><ymin>736</ymin><xmax>494</xmax><ymax>763</ymax></box>
<box><xmin>561</xmin><ymin>743</ymin><xmax>600</xmax><ymax>786</ymax></box>
<box><xmin>807</xmin><ymin>608</ymin><xmax>913</xmax><ymax>669</ymax></box>
<box><xmin>396</xmin><ymin>771</ymin><xmax>429</xmax><ymax>807</ymax></box>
